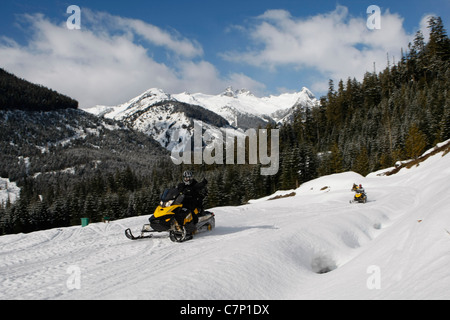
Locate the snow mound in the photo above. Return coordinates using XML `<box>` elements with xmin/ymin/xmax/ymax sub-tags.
<box><xmin>1</xmin><ymin>146</ymin><xmax>450</xmax><ymax>300</ymax></box>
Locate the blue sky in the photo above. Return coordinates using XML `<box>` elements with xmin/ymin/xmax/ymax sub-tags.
<box><xmin>1</xmin><ymin>0</ymin><xmax>449</xmax><ymax>108</ymax></box>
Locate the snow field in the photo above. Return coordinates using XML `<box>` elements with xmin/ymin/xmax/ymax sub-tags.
<box><xmin>0</xmin><ymin>146</ymin><xmax>449</xmax><ymax>300</ymax></box>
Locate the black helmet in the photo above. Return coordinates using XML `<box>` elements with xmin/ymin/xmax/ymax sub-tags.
<box><xmin>182</xmin><ymin>170</ymin><xmax>194</xmax><ymax>185</ymax></box>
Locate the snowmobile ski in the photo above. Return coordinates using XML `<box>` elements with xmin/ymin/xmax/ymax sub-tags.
<box><xmin>125</xmin><ymin>224</ymin><xmax>157</xmax><ymax>241</ymax></box>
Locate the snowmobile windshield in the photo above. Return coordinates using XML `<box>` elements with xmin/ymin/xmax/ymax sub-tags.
<box><xmin>161</xmin><ymin>188</ymin><xmax>184</xmax><ymax>204</ymax></box>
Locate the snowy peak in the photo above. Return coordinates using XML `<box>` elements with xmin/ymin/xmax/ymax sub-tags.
<box><xmin>84</xmin><ymin>86</ymin><xmax>320</xmax><ymax>150</ymax></box>
<box><xmin>174</xmin><ymin>86</ymin><xmax>320</xmax><ymax>123</ymax></box>
<box><xmin>122</xmin><ymin>88</ymin><xmax>171</xmax><ymax>114</ymax></box>
<box><xmin>84</xmin><ymin>88</ymin><xmax>172</xmax><ymax>120</ymax></box>
<box><xmin>221</xmin><ymin>86</ymin><xmax>236</xmax><ymax>98</ymax></box>
<box><xmin>86</xmin><ymin>86</ymin><xmax>319</xmax><ymax>122</ymax></box>
<box><xmin>220</xmin><ymin>87</ymin><xmax>255</xmax><ymax>98</ymax></box>
<box><xmin>264</xmin><ymin>87</ymin><xmax>318</xmax><ymax>109</ymax></box>
<box><xmin>235</xmin><ymin>88</ymin><xmax>254</xmax><ymax>97</ymax></box>
<box><xmin>300</xmin><ymin>87</ymin><xmax>315</xmax><ymax>100</ymax></box>
<box><xmin>137</xmin><ymin>88</ymin><xmax>171</xmax><ymax>102</ymax></box>
<box><xmin>295</xmin><ymin>87</ymin><xmax>318</xmax><ymax>108</ymax></box>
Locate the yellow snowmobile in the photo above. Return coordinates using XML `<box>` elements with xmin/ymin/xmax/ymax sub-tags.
<box><xmin>125</xmin><ymin>188</ymin><xmax>215</xmax><ymax>242</ymax></box>
<box><xmin>352</xmin><ymin>191</ymin><xmax>367</xmax><ymax>204</ymax></box>
<box><xmin>350</xmin><ymin>184</ymin><xmax>368</xmax><ymax>204</ymax></box>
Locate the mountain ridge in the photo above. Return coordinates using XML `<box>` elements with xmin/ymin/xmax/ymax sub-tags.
<box><xmin>84</xmin><ymin>86</ymin><xmax>320</xmax><ymax>150</ymax></box>
<box><xmin>85</xmin><ymin>86</ymin><xmax>319</xmax><ymax>124</ymax></box>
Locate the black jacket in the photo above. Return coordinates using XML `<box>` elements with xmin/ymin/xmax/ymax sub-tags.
<box><xmin>177</xmin><ymin>178</ymin><xmax>208</xmax><ymax>211</ymax></box>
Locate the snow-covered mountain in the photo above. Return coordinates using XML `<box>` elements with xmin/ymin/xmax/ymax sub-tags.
<box><xmin>172</xmin><ymin>86</ymin><xmax>319</xmax><ymax>126</ymax></box>
<box><xmin>84</xmin><ymin>87</ymin><xmax>320</xmax><ymax>150</ymax></box>
<box><xmin>1</xmin><ymin>140</ymin><xmax>449</xmax><ymax>300</ymax></box>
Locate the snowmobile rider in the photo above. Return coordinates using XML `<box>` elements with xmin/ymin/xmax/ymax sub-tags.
<box><xmin>177</xmin><ymin>171</ymin><xmax>208</xmax><ymax>223</ymax></box>
<box><xmin>352</xmin><ymin>183</ymin><xmax>365</xmax><ymax>194</ymax></box>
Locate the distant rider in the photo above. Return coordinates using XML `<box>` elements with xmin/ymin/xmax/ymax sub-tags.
<box><xmin>352</xmin><ymin>183</ymin><xmax>365</xmax><ymax>194</ymax></box>
<box><xmin>357</xmin><ymin>184</ymin><xmax>365</xmax><ymax>194</ymax></box>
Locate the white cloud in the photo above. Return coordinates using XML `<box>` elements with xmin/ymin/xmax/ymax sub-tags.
<box><xmin>82</xmin><ymin>9</ymin><xmax>204</xmax><ymax>59</ymax></box>
<box><xmin>222</xmin><ymin>6</ymin><xmax>417</xmax><ymax>92</ymax></box>
<box><xmin>0</xmin><ymin>11</ymin><xmax>264</xmax><ymax>108</ymax></box>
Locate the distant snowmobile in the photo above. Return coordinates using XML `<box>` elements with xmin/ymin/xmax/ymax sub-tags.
<box><xmin>125</xmin><ymin>188</ymin><xmax>215</xmax><ymax>242</ymax></box>
<box><xmin>350</xmin><ymin>184</ymin><xmax>368</xmax><ymax>204</ymax></box>
<box><xmin>351</xmin><ymin>191</ymin><xmax>368</xmax><ymax>204</ymax></box>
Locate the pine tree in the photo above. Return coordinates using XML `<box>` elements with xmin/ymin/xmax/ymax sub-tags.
<box><xmin>51</xmin><ymin>197</ymin><xmax>68</xmax><ymax>227</ymax></box>
<box><xmin>330</xmin><ymin>143</ymin><xmax>344</xmax><ymax>174</ymax></box>
<box><xmin>353</xmin><ymin>148</ymin><xmax>370</xmax><ymax>176</ymax></box>
<box><xmin>405</xmin><ymin>124</ymin><xmax>428</xmax><ymax>159</ymax></box>
<box><xmin>125</xmin><ymin>193</ymin><xmax>136</xmax><ymax>218</ymax></box>
<box><xmin>439</xmin><ymin>103</ymin><xmax>450</xmax><ymax>141</ymax></box>
<box><xmin>301</xmin><ymin>144</ymin><xmax>318</xmax><ymax>183</ymax></box>
<box><xmin>83</xmin><ymin>194</ymin><xmax>97</xmax><ymax>221</ymax></box>
<box><xmin>0</xmin><ymin>204</ymin><xmax>7</xmax><ymax>235</ymax></box>
<box><xmin>280</xmin><ymin>147</ymin><xmax>299</xmax><ymax>190</ymax></box>
<box><xmin>428</xmin><ymin>16</ymin><xmax>450</xmax><ymax>62</ymax></box>
<box><xmin>205</xmin><ymin>173</ymin><xmax>221</xmax><ymax>208</ymax></box>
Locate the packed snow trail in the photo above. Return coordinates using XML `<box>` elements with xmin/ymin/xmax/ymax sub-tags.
<box><xmin>1</xmin><ymin>145</ymin><xmax>449</xmax><ymax>299</ymax></box>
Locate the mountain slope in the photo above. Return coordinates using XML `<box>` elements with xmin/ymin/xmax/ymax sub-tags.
<box><xmin>0</xmin><ymin>68</ymin><xmax>78</xmax><ymax>112</ymax></box>
<box><xmin>1</xmin><ymin>141</ymin><xmax>449</xmax><ymax>300</ymax></box>
<box><xmin>0</xmin><ymin>108</ymin><xmax>168</xmax><ymax>190</ymax></box>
